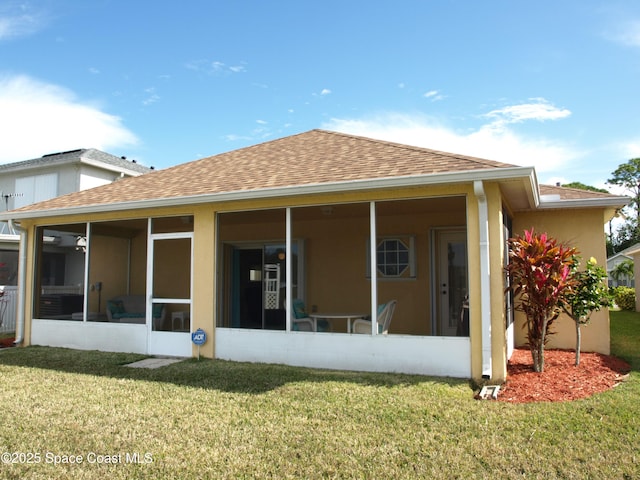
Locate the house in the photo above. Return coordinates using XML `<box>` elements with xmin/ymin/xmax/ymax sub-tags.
<box><xmin>0</xmin><ymin>130</ymin><xmax>628</xmax><ymax>382</ymax></box>
<box><xmin>0</xmin><ymin>148</ymin><xmax>151</xmax><ymax>333</ymax></box>
<box><xmin>607</xmin><ymin>247</ymin><xmax>635</xmax><ymax>288</ymax></box>
<box><xmin>619</xmin><ymin>243</ymin><xmax>640</xmax><ymax>311</ymax></box>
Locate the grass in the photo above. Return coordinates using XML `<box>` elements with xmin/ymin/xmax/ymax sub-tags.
<box><xmin>0</xmin><ymin>314</ymin><xmax>639</xmax><ymax>479</ymax></box>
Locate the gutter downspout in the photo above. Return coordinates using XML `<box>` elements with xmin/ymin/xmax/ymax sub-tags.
<box><xmin>474</xmin><ymin>180</ymin><xmax>492</xmax><ymax>379</ymax></box>
<box><xmin>8</xmin><ymin>219</ymin><xmax>26</xmax><ymax>345</ymax></box>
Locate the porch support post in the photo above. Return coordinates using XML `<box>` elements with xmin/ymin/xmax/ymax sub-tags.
<box><xmin>474</xmin><ymin>180</ymin><xmax>492</xmax><ymax>378</ymax></box>
<box><xmin>369</xmin><ymin>201</ymin><xmax>378</xmax><ymax>334</ymax></box>
<box><xmin>82</xmin><ymin>222</ymin><xmax>91</xmax><ymax>322</ymax></box>
<box><xmin>285</xmin><ymin>207</ymin><xmax>292</xmax><ymax>332</ymax></box>
<box><xmin>145</xmin><ymin>218</ymin><xmax>153</xmax><ymax>352</ymax></box>
<box><xmin>10</xmin><ymin>220</ymin><xmax>27</xmax><ymax>345</ymax></box>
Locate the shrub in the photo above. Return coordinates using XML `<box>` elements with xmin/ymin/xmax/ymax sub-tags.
<box><xmin>506</xmin><ymin>229</ymin><xmax>577</xmax><ymax>372</ymax></box>
<box><xmin>560</xmin><ymin>257</ymin><xmax>612</xmax><ymax>366</ymax></box>
<box><xmin>614</xmin><ymin>286</ymin><xmax>636</xmax><ymax>311</ymax></box>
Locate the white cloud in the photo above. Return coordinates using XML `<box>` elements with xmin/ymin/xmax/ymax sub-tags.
<box><xmin>423</xmin><ymin>90</ymin><xmax>444</xmax><ymax>101</ymax></box>
<box><xmin>0</xmin><ymin>4</ymin><xmax>47</xmax><ymax>40</ymax></box>
<box><xmin>185</xmin><ymin>59</ymin><xmax>247</xmax><ymax>75</ymax></box>
<box><xmin>483</xmin><ymin>98</ymin><xmax>571</xmax><ymax>127</ymax></box>
<box><xmin>142</xmin><ymin>87</ymin><xmax>159</xmax><ymax>106</ymax></box>
<box><xmin>618</xmin><ymin>138</ymin><xmax>640</xmax><ymax>159</ymax></box>
<box><xmin>0</xmin><ymin>75</ymin><xmax>138</xmax><ymax>163</ymax></box>
<box><xmin>322</xmin><ymin>110</ymin><xmax>579</xmax><ymax>173</ymax></box>
<box><xmin>320</xmin><ymin>88</ymin><xmax>331</xmax><ymax>95</ymax></box>
<box><xmin>605</xmin><ymin>19</ymin><xmax>640</xmax><ymax>47</ymax></box>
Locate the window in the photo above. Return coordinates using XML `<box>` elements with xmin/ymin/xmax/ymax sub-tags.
<box><xmin>377</xmin><ymin>239</ymin><xmax>409</xmax><ymax>276</ymax></box>
<box><xmin>368</xmin><ymin>236</ymin><xmax>416</xmax><ymax>279</ymax></box>
<box><xmin>15</xmin><ymin>173</ymin><xmax>58</xmax><ymax>208</ymax></box>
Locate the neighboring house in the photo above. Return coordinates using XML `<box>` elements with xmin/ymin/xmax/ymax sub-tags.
<box><xmin>0</xmin><ymin>148</ymin><xmax>151</xmax><ymax>333</ymax></box>
<box><xmin>0</xmin><ymin>130</ymin><xmax>628</xmax><ymax>382</ymax></box>
<box><xmin>620</xmin><ymin>243</ymin><xmax>640</xmax><ymax>311</ymax></box>
<box><xmin>606</xmin><ymin>248</ymin><xmax>635</xmax><ymax>288</ymax></box>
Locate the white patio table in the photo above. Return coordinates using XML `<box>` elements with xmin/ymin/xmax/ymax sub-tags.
<box><xmin>308</xmin><ymin>312</ymin><xmax>367</xmax><ymax>333</ymax></box>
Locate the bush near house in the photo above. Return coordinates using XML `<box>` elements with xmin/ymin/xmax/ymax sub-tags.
<box><xmin>560</xmin><ymin>257</ymin><xmax>612</xmax><ymax>366</ymax></box>
<box><xmin>506</xmin><ymin>229</ymin><xmax>577</xmax><ymax>373</ymax></box>
<box><xmin>613</xmin><ymin>286</ymin><xmax>636</xmax><ymax>310</ymax></box>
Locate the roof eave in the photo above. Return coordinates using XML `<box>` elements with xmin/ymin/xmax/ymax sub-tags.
<box><xmin>538</xmin><ymin>197</ymin><xmax>630</xmax><ymax>210</ymax></box>
<box><xmin>79</xmin><ymin>156</ymin><xmax>149</xmax><ymax>176</ymax></box>
<box><xmin>0</xmin><ymin>166</ymin><xmax>538</xmax><ymax>221</ymax></box>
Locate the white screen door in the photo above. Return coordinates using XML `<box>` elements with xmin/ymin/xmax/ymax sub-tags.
<box><xmin>147</xmin><ymin>232</ymin><xmax>193</xmax><ymax>356</ymax></box>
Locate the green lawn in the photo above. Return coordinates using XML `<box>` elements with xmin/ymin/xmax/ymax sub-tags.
<box><xmin>0</xmin><ymin>314</ymin><xmax>639</xmax><ymax>479</ymax></box>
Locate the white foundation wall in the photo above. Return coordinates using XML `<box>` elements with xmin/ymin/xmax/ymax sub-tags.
<box><xmin>215</xmin><ymin>328</ymin><xmax>471</xmax><ymax>377</ymax></box>
<box><xmin>31</xmin><ymin>320</ymin><xmax>148</xmax><ymax>354</ymax></box>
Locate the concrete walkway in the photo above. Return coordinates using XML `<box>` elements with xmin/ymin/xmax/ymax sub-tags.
<box><xmin>125</xmin><ymin>357</ymin><xmax>184</xmax><ymax>369</ymax></box>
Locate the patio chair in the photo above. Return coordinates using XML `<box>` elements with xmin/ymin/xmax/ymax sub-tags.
<box><xmin>291</xmin><ymin>299</ymin><xmax>329</xmax><ymax>332</ymax></box>
<box><xmin>352</xmin><ymin>300</ymin><xmax>397</xmax><ymax>334</ymax></box>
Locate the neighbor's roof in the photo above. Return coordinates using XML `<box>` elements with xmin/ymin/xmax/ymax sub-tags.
<box><xmin>0</xmin><ymin>148</ymin><xmax>151</xmax><ymax>176</ymax></box>
<box><xmin>0</xmin><ymin>130</ymin><xmax>627</xmax><ymax>219</ymax></box>
<box><xmin>537</xmin><ymin>183</ymin><xmax>629</xmax><ymax>209</ymax></box>
<box><xmin>539</xmin><ymin>184</ymin><xmax>616</xmax><ymax>200</ymax></box>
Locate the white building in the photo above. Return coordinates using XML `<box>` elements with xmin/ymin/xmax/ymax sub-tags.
<box><xmin>606</xmin><ymin>247</ymin><xmax>635</xmax><ymax>288</ymax></box>
<box><xmin>0</xmin><ymin>149</ymin><xmax>151</xmax><ymax>333</ymax></box>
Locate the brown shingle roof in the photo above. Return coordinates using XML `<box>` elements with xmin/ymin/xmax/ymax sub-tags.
<box><xmin>13</xmin><ymin>129</ymin><xmax>519</xmax><ymax>213</ymax></box>
<box><xmin>539</xmin><ymin>184</ymin><xmax>617</xmax><ymax>201</ymax></box>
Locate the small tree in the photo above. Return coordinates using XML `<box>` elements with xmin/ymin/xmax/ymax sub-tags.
<box><xmin>561</xmin><ymin>257</ymin><xmax>612</xmax><ymax>366</ymax></box>
<box><xmin>607</xmin><ymin>157</ymin><xmax>640</xmax><ymax>224</ymax></box>
<box><xmin>506</xmin><ymin>229</ymin><xmax>577</xmax><ymax>372</ymax></box>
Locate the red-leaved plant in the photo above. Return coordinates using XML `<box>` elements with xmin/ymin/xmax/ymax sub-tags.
<box><xmin>506</xmin><ymin>229</ymin><xmax>578</xmax><ymax>372</ymax></box>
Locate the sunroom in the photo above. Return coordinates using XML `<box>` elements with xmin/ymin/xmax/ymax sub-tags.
<box><xmin>30</xmin><ymin>215</ymin><xmax>194</xmax><ymax>357</ymax></box>
<box><xmin>214</xmin><ymin>195</ymin><xmax>475</xmax><ymax>377</ymax></box>
<box><xmin>25</xmin><ymin>192</ymin><xmax>477</xmax><ymax>377</ymax></box>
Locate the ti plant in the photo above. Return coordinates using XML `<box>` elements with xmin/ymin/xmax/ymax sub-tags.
<box><xmin>506</xmin><ymin>229</ymin><xmax>578</xmax><ymax>373</ymax></box>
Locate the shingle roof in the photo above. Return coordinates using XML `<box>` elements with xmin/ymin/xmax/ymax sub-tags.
<box><xmin>0</xmin><ymin>148</ymin><xmax>151</xmax><ymax>175</ymax></box>
<box><xmin>11</xmin><ymin>130</ymin><xmax>520</xmax><ymax>213</ymax></box>
<box><xmin>539</xmin><ymin>184</ymin><xmax>618</xmax><ymax>201</ymax></box>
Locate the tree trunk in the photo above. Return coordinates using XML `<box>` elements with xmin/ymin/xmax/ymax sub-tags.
<box><xmin>575</xmin><ymin>320</ymin><xmax>582</xmax><ymax>367</ymax></box>
<box><xmin>535</xmin><ymin>339</ymin><xmax>545</xmax><ymax>372</ymax></box>
<box><xmin>531</xmin><ymin>320</ymin><xmax>546</xmax><ymax>373</ymax></box>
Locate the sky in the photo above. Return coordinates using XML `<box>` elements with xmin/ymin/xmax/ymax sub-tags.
<box><xmin>1</xmin><ymin>0</ymin><xmax>639</xmax><ymax>191</ymax></box>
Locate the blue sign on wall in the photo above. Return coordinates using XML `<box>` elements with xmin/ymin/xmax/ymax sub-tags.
<box><xmin>191</xmin><ymin>328</ymin><xmax>207</xmax><ymax>346</ymax></box>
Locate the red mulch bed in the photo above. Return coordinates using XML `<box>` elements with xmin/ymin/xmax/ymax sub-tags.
<box><xmin>0</xmin><ymin>337</ymin><xmax>15</xmax><ymax>348</ymax></box>
<box><xmin>498</xmin><ymin>348</ymin><xmax>631</xmax><ymax>403</ymax></box>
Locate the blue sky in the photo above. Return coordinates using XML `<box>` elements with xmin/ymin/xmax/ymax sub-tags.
<box><xmin>1</xmin><ymin>1</ymin><xmax>639</xmax><ymax>190</ymax></box>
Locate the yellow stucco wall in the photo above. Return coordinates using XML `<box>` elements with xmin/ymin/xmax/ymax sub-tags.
<box><xmin>466</xmin><ymin>182</ymin><xmax>509</xmax><ymax>382</ymax></box>
<box><xmin>192</xmin><ymin>206</ymin><xmax>215</xmax><ymax>358</ymax></box>
<box><xmin>512</xmin><ymin>208</ymin><xmax>610</xmax><ymax>355</ymax></box>
<box><xmin>87</xmin><ymin>234</ymin><xmax>130</xmax><ymax>312</ymax></box>
<box><xmin>487</xmin><ymin>184</ymin><xmax>508</xmax><ymax>382</ymax></box>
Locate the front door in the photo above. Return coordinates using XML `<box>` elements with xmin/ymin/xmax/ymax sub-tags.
<box><xmin>148</xmin><ymin>232</ymin><xmax>193</xmax><ymax>356</ymax></box>
<box><xmin>434</xmin><ymin>230</ymin><xmax>468</xmax><ymax>336</ymax></box>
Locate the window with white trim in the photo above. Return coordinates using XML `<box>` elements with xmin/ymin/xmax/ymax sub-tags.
<box><xmin>368</xmin><ymin>236</ymin><xmax>416</xmax><ymax>279</ymax></box>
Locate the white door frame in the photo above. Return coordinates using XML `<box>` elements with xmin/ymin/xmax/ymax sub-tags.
<box><xmin>146</xmin><ymin>224</ymin><xmax>194</xmax><ymax>356</ymax></box>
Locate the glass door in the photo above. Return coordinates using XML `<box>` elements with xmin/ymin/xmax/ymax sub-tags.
<box><xmin>224</xmin><ymin>242</ymin><xmax>301</xmax><ymax>330</ymax></box>
<box><xmin>148</xmin><ymin>232</ymin><xmax>193</xmax><ymax>356</ymax></box>
<box><xmin>434</xmin><ymin>230</ymin><xmax>468</xmax><ymax>336</ymax></box>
